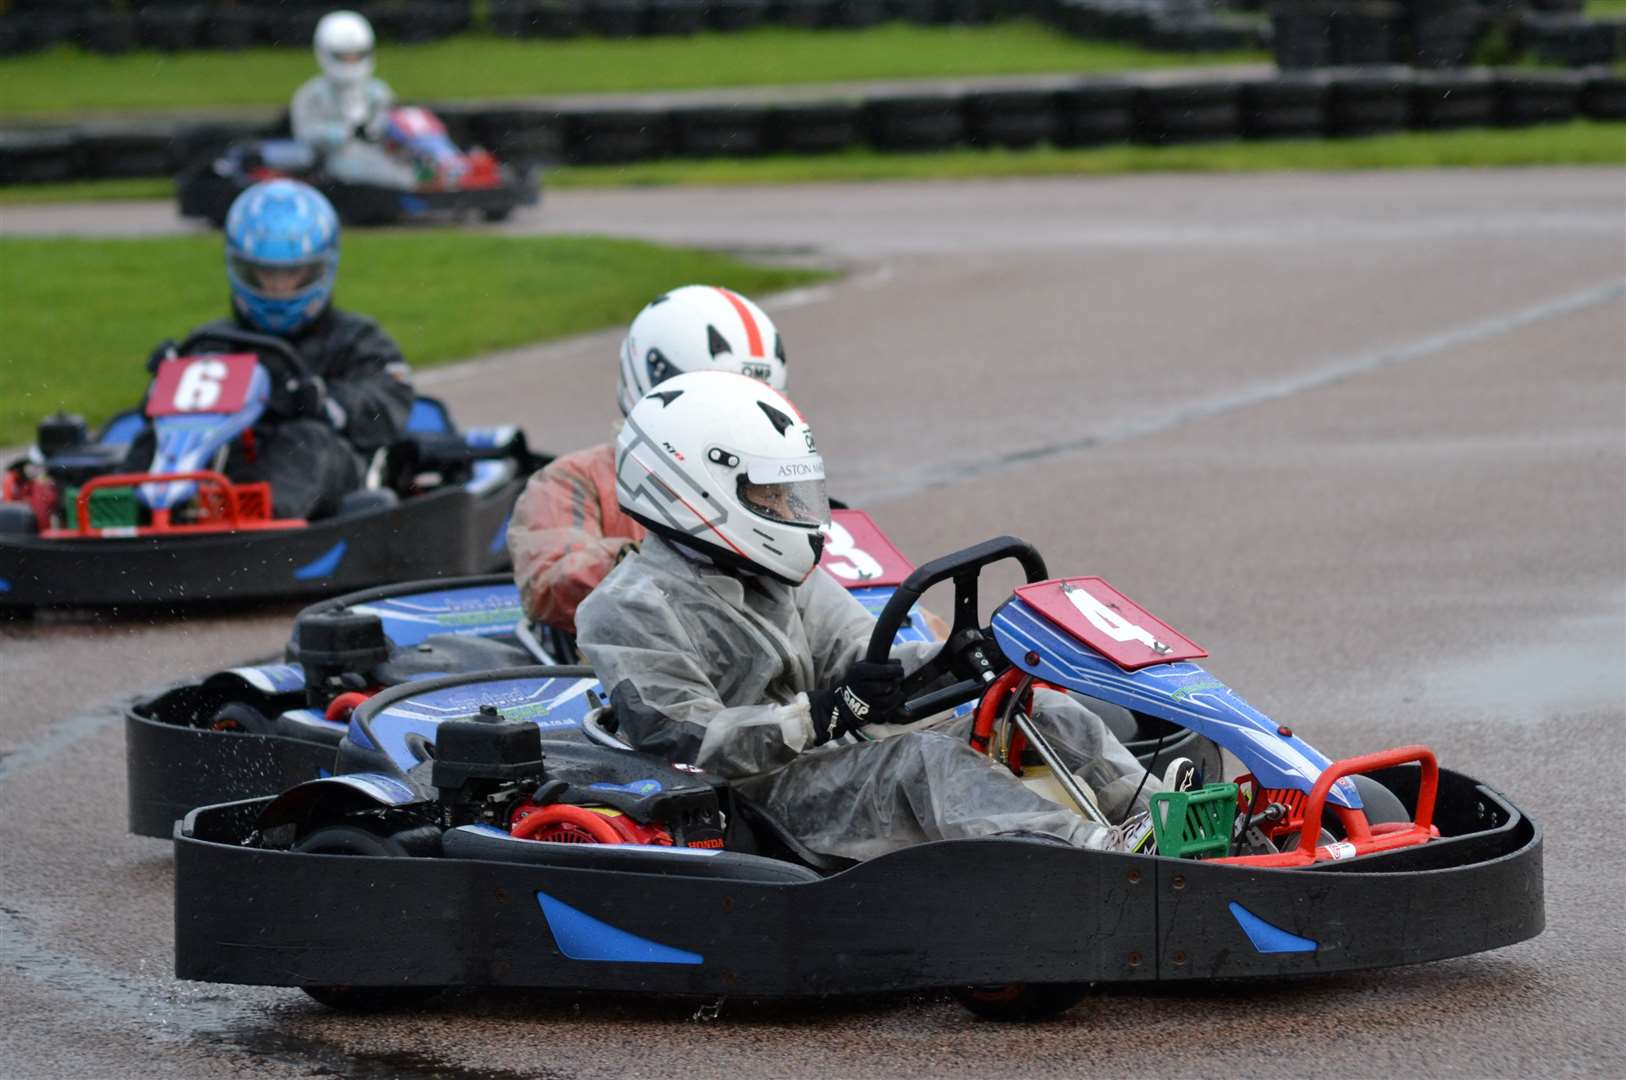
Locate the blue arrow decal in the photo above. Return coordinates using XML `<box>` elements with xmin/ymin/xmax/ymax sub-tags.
<box><xmin>0</xmin><ymin>577</ymin><xmax>10</xmax><ymax>593</ymax></box>
<box><xmin>1229</xmin><ymin>902</ymin><xmax>1317</xmax><ymax>954</ymax></box>
<box><xmin>537</xmin><ymin>891</ymin><xmax>702</xmax><ymax>965</ymax></box>
<box><xmin>490</xmin><ymin>511</ymin><xmax>511</xmax><ymax>555</ymax></box>
<box><xmin>293</xmin><ymin>540</ymin><xmax>347</xmax><ymax>581</ymax></box>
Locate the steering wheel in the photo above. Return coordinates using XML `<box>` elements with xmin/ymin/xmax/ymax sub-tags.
<box><xmin>178</xmin><ymin>326</ymin><xmax>314</xmax><ymax>415</ymax></box>
<box><xmin>862</xmin><ymin>536</ymin><xmax>1049</xmax><ymax>722</ymax></box>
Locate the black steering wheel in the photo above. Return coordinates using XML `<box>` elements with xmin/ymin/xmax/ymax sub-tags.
<box><xmin>862</xmin><ymin>536</ymin><xmax>1049</xmax><ymax>722</ymax></box>
<box><xmin>177</xmin><ymin>326</ymin><xmax>314</xmax><ymax>415</ymax></box>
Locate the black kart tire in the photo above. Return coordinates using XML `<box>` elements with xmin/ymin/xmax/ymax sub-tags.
<box><xmin>481</xmin><ymin>207</ymin><xmax>515</xmax><ymax>223</ymax></box>
<box><xmin>294</xmin><ymin>822</ymin><xmax>445</xmax><ymax>1011</ymax></box>
<box><xmin>0</xmin><ymin>504</ymin><xmax>39</xmax><ymax>535</ymax></box>
<box><xmin>205</xmin><ymin>702</ymin><xmax>275</xmax><ymax>735</ymax></box>
<box><xmin>953</xmin><ymin>982</ymin><xmax>1089</xmax><ymax>1022</ymax></box>
<box><xmin>1348</xmin><ymin>772</ymin><xmax>1410</xmax><ymax>827</ymax></box>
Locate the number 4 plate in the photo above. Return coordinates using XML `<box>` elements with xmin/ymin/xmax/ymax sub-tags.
<box><xmin>146</xmin><ymin>354</ymin><xmax>261</xmax><ymax>418</ymax></box>
<box><xmin>1015</xmin><ymin>577</ymin><xmax>1207</xmax><ymax>671</ymax></box>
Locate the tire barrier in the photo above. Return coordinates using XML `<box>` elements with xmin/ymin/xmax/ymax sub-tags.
<box><xmin>1579</xmin><ymin>73</ymin><xmax>1626</xmax><ymax>121</ymax></box>
<box><xmin>584</xmin><ymin>0</ymin><xmax>649</xmax><ymax>37</ymax></box>
<box><xmin>1053</xmin><ymin>81</ymin><xmax>1137</xmax><ymax>146</ymax></box>
<box><xmin>1241</xmin><ymin>76</ymin><xmax>1327</xmax><ymax>139</ymax></box>
<box><xmin>0</xmin><ymin>0</ymin><xmax>1274</xmax><ymax>55</ymax></box>
<box><xmin>645</xmin><ymin>0</ymin><xmax>710</xmax><ymax>35</ymax></box>
<box><xmin>3</xmin><ymin>67</ymin><xmax>1622</xmax><ymax>188</ymax></box>
<box><xmin>487</xmin><ymin>1</ymin><xmax>588</xmax><ymax>38</ymax></box>
<box><xmin>964</xmin><ymin>89</ymin><xmax>1057</xmax><ymax>148</ymax></box>
<box><xmin>671</xmin><ymin>105</ymin><xmax>772</xmax><ymax>157</ymax></box>
<box><xmin>1411</xmin><ymin>69</ymin><xmax>1497</xmax><ymax>130</ymax></box>
<box><xmin>767</xmin><ymin>101</ymin><xmax>862</xmax><ymax>154</ymax></box>
<box><xmin>1132</xmin><ymin>80</ymin><xmax>1243</xmax><ymax>145</ymax></box>
<box><xmin>1497</xmin><ymin>71</ymin><xmax>1583</xmax><ymax>127</ymax></box>
<box><xmin>1325</xmin><ymin>71</ymin><xmax>1412</xmax><ymax>136</ymax></box>
<box><xmin>561</xmin><ymin>108</ymin><xmax>673</xmax><ymax>164</ymax></box>
<box><xmin>863</xmin><ymin>95</ymin><xmax>967</xmax><ymax>151</ymax></box>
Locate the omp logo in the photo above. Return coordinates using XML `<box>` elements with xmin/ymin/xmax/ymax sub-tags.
<box><xmin>741</xmin><ymin>362</ymin><xmax>772</xmax><ymax>381</ymax></box>
<box><xmin>839</xmin><ymin>686</ymin><xmax>871</xmax><ymax>719</ymax></box>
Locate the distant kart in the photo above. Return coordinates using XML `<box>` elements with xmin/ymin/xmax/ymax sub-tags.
<box><xmin>0</xmin><ymin>325</ymin><xmax>547</xmax><ymax>613</ymax></box>
<box><xmin>177</xmin><ymin>106</ymin><xmax>541</xmax><ymax>227</ymax></box>
<box><xmin>170</xmin><ymin>535</ymin><xmax>1541</xmax><ymax>1017</ymax></box>
<box><xmin>126</xmin><ymin>509</ymin><xmax>1221</xmax><ymax>837</ymax></box>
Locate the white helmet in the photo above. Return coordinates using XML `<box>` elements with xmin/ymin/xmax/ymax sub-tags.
<box><xmin>314</xmin><ymin>10</ymin><xmax>375</xmax><ymax>87</ymax></box>
<box><xmin>617</xmin><ymin>371</ymin><xmax>828</xmax><ymax>586</ymax></box>
<box><xmin>617</xmin><ymin>285</ymin><xmax>787</xmax><ymax>416</ymax></box>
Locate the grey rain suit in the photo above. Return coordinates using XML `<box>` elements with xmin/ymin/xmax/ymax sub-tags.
<box><xmin>290</xmin><ymin>75</ymin><xmax>415</xmax><ymax>188</ymax></box>
<box><xmin>576</xmin><ymin>534</ymin><xmax>1158</xmax><ymax>862</ymax></box>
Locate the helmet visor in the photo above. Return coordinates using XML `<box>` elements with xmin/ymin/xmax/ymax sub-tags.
<box><xmin>331</xmin><ymin>48</ymin><xmax>371</xmax><ymax>65</ymax></box>
<box><xmin>229</xmin><ymin>256</ymin><xmax>327</xmax><ymax>299</ymax></box>
<box><xmin>739</xmin><ymin>455</ymin><xmax>829</xmax><ymax>527</ymax></box>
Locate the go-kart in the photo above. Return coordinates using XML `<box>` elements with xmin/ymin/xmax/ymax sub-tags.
<box><xmin>0</xmin><ymin>325</ymin><xmax>547</xmax><ymax>613</ymax></box>
<box><xmin>171</xmin><ymin>536</ymin><xmax>1542</xmax><ymax>1018</ymax></box>
<box><xmin>127</xmin><ymin>509</ymin><xmax>1220</xmax><ymax>837</ymax></box>
<box><xmin>177</xmin><ymin>106</ymin><xmax>541</xmax><ymax>227</ymax></box>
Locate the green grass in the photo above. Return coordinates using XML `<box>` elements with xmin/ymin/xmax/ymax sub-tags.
<box><xmin>0</xmin><ymin>177</ymin><xmax>176</xmax><ymax>204</ymax></box>
<box><xmin>544</xmin><ymin>120</ymin><xmax>1626</xmax><ymax>186</ymax></box>
<box><xmin>0</xmin><ymin>22</ymin><xmax>1260</xmax><ymax>118</ymax></box>
<box><xmin>0</xmin><ymin>234</ymin><xmax>829</xmax><ymax>445</ymax></box>
<box><xmin>1587</xmin><ymin>1</ymin><xmax>1626</xmax><ymax>15</ymax></box>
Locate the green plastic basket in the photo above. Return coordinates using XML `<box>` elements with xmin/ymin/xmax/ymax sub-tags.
<box><xmin>1149</xmin><ymin>782</ymin><xmax>1240</xmax><ymax>860</ymax></box>
<box><xmin>63</xmin><ymin>486</ymin><xmax>140</xmax><ymax>530</ymax></box>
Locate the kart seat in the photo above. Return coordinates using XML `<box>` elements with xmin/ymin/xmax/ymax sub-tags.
<box><xmin>442</xmin><ymin>824</ymin><xmax>820</xmax><ymax>884</ymax></box>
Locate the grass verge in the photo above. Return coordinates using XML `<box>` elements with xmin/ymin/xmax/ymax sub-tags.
<box><xmin>0</xmin><ymin>22</ymin><xmax>1260</xmax><ymax>119</ymax></box>
<box><xmin>0</xmin><ymin>234</ymin><xmax>830</xmax><ymax>446</ymax></box>
<box><xmin>2</xmin><ymin>121</ymin><xmax>1620</xmax><ymax>206</ymax></box>
<box><xmin>547</xmin><ymin>120</ymin><xmax>1626</xmax><ymax>185</ymax></box>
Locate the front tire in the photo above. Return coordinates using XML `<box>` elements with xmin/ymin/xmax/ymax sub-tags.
<box><xmin>952</xmin><ymin>982</ymin><xmax>1089</xmax><ymax>1022</ymax></box>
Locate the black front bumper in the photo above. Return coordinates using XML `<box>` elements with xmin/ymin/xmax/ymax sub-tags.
<box><xmin>2</xmin><ymin>480</ymin><xmax>521</xmax><ymax>610</ymax></box>
<box><xmin>173</xmin><ymin>766</ymin><xmax>1542</xmax><ymax>995</ymax></box>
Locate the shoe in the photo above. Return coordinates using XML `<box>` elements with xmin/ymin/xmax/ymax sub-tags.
<box><xmin>1162</xmin><ymin>756</ymin><xmax>1197</xmax><ymax>793</ymax></box>
<box><xmin>1101</xmin><ymin>810</ymin><xmax>1157</xmax><ymax>854</ymax></box>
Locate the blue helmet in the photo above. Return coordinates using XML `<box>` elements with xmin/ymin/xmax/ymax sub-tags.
<box><xmin>224</xmin><ymin>179</ymin><xmax>340</xmax><ymax>335</ymax></box>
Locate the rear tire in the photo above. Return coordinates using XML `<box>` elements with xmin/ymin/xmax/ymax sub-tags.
<box><xmin>952</xmin><ymin>982</ymin><xmax>1089</xmax><ymax>1022</ymax></box>
<box><xmin>293</xmin><ymin>822</ymin><xmax>445</xmax><ymax>1010</ymax></box>
<box><xmin>206</xmin><ymin>702</ymin><xmax>274</xmax><ymax>735</ymax></box>
<box><xmin>481</xmin><ymin>206</ymin><xmax>513</xmax><ymax>223</ymax></box>
<box><xmin>0</xmin><ymin>504</ymin><xmax>38</xmax><ymax>535</ymax></box>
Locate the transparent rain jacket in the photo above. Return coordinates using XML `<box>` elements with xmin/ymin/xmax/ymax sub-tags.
<box><xmin>576</xmin><ymin>535</ymin><xmax>1156</xmax><ymax>860</ymax></box>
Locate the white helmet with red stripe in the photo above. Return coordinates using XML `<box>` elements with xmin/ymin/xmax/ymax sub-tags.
<box><xmin>617</xmin><ymin>285</ymin><xmax>787</xmax><ymax>416</ymax></box>
<box><xmin>616</xmin><ymin>370</ymin><xmax>828</xmax><ymax>586</ymax></box>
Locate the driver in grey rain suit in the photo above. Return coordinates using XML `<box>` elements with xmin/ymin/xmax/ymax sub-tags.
<box><xmin>575</xmin><ymin>370</ymin><xmax>1169</xmax><ymax>862</ymax></box>
<box><xmin>291</xmin><ymin>11</ymin><xmax>415</xmax><ymax>189</ymax></box>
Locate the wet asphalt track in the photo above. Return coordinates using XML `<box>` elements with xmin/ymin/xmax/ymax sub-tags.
<box><xmin>1</xmin><ymin>169</ymin><xmax>1623</xmax><ymax>1079</ymax></box>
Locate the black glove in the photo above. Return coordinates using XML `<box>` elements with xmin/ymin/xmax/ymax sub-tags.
<box><xmin>808</xmin><ymin>659</ymin><xmax>905</xmax><ymax>744</ymax></box>
<box><xmin>146</xmin><ymin>338</ymin><xmax>179</xmax><ymax>374</ymax></box>
<box><xmin>277</xmin><ymin>374</ymin><xmax>329</xmax><ymax>421</ymax></box>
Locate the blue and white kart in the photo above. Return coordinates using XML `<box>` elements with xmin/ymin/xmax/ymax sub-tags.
<box><xmin>170</xmin><ymin>535</ymin><xmax>1541</xmax><ymax>1019</ymax></box>
<box><xmin>0</xmin><ymin>325</ymin><xmax>546</xmax><ymax>612</ymax></box>
<box><xmin>126</xmin><ymin>512</ymin><xmax>1220</xmax><ymax>837</ymax></box>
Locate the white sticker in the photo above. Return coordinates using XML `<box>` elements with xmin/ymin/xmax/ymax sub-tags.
<box><xmin>745</xmin><ymin>455</ymin><xmax>824</xmax><ymax>484</ymax></box>
<box><xmin>1063</xmin><ymin>583</ymin><xmax>1161</xmax><ymax>650</ymax></box>
<box><xmin>1326</xmin><ymin>841</ymin><xmax>1358</xmax><ymax>861</ymax></box>
<box><xmin>821</xmin><ymin>518</ymin><xmax>883</xmax><ymax>582</ymax></box>
<box><xmin>173</xmin><ymin>359</ymin><xmax>228</xmax><ymax>411</ymax></box>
